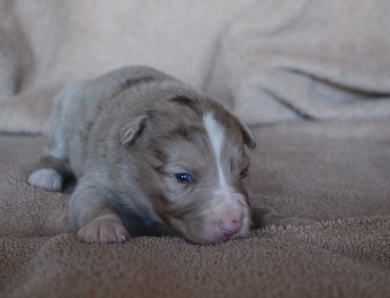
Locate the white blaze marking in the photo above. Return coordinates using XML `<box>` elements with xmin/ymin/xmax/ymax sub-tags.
<box><xmin>203</xmin><ymin>112</ymin><xmax>230</xmax><ymax>195</ymax></box>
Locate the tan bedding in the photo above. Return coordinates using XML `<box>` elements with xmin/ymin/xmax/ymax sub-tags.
<box><xmin>1</xmin><ymin>120</ymin><xmax>390</xmax><ymax>297</ymax></box>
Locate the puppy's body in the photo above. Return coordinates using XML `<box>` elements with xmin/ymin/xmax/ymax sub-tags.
<box><xmin>28</xmin><ymin>66</ymin><xmax>309</xmax><ymax>244</ymax></box>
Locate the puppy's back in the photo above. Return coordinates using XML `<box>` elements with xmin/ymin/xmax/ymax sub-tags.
<box><xmin>47</xmin><ymin>66</ymin><xmax>177</xmax><ymax>177</ymax></box>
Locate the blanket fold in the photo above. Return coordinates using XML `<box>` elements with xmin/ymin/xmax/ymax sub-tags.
<box><xmin>206</xmin><ymin>0</ymin><xmax>390</xmax><ymax>125</ymax></box>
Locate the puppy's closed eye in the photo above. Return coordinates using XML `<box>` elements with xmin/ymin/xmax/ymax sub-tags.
<box><xmin>239</xmin><ymin>168</ymin><xmax>249</xmax><ymax>180</ymax></box>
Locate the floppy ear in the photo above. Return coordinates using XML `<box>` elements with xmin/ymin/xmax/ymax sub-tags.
<box><xmin>120</xmin><ymin>115</ymin><xmax>148</xmax><ymax>146</ymax></box>
<box><xmin>239</xmin><ymin>120</ymin><xmax>257</xmax><ymax>149</ymax></box>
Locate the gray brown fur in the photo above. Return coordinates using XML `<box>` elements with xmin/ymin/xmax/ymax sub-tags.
<box><xmin>28</xmin><ymin>66</ymin><xmax>315</xmax><ymax>244</ymax></box>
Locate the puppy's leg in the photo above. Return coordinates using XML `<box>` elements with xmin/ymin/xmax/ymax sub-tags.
<box><xmin>69</xmin><ymin>183</ymin><xmax>129</xmax><ymax>244</ymax></box>
<box><xmin>27</xmin><ymin>121</ymin><xmax>71</xmax><ymax>192</ymax></box>
<box><xmin>28</xmin><ymin>156</ymin><xmax>70</xmax><ymax>192</ymax></box>
<box><xmin>251</xmin><ymin>206</ymin><xmax>317</xmax><ymax>229</ymax></box>
<box><xmin>28</xmin><ymin>87</ymin><xmax>73</xmax><ymax>192</ymax></box>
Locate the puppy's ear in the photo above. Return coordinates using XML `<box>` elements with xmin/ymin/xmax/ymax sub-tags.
<box><xmin>120</xmin><ymin>115</ymin><xmax>148</xmax><ymax>146</ymax></box>
<box><xmin>239</xmin><ymin>120</ymin><xmax>256</xmax><ymax>149</ymax></box>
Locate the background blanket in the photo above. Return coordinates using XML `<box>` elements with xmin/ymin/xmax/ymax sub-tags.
<box><xmin>2</xmin><ymin>0</ymin><xmax>389</xmax><ymax>132</ymax></box>
<box><xmin>0</xmin><ymin>0</ymin><xmax>258</xmax><ymax>133</ymax></box>
<box><xmin>0</xmin><ymin>0</ymin><xmax>390</xmax><ymax>297</ymax></box>
<box><xmin>206</xmin><ymin>0</ymin><xmax>390</xmax><ymax>124</ymax></box>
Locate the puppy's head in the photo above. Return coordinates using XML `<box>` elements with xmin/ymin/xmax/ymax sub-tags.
<box><xmin>120</xmin><ymin>89</ymin><xmax>256</xmax><ymax>244</ymax></box>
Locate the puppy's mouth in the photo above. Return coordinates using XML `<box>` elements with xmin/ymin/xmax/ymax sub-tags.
<box><xmin>166</xmin><ymin>215</ymin><xmax>251</xmax><ymax>245</ymax></box>
<box><xmin>193</xmin><ymin>226</ymin><xmax>250</xmax><ymax>245</ymax></box>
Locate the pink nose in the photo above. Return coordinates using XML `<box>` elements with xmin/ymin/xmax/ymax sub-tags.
<box><xmin>219</xmin><ymin>218</ymin><xmax>243</xmax><ymax>236</ymax></box>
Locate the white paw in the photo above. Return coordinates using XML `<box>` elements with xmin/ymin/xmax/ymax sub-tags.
<box><xmin>28</xmin><ymin>168</ymin><xmax>63</xmax><ymax>192</ymax></box>
<box><xmin>77</xmin><ymin>216</ymin><xmax>130</xmax><ymax>244</ymax></box>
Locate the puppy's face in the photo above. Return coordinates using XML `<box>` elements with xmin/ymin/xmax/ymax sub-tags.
<box><xmin>120</xmin><ymin>94</ymin><xmax>256</xmax><ymax>244</ymax></box>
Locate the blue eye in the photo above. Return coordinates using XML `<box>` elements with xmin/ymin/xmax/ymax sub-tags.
<box><xmin>175</xmin><ymin>173</ymin><xmax>193</xmax><ymax>183</ymax></box>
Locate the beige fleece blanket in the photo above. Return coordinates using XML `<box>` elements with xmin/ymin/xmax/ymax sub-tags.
<box><xmin>1</xmin><ymin>1</ymin><xmax>390</xmax><ymax>297</ymax></box>
<box><xmin>1</xmin><ymin>120</ymin><xmax>390</xmax><ymax>297</ymax></box>
<box><xmin>206</xmin><ymin>0</ymin><xmax>390</xmax><ymax>125</ymax></box>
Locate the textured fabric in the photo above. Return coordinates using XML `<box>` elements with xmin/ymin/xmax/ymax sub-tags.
<box><xmin>2</xmin><ymin>0</ymin><xmax>390</xmax><ymax>131</ymax></box>
<box><xmin>206</xmin><ymin>0</ymin><xmax>390</xmax><ymax>124</ymax></box>
<box><xmin>0</xmin><ymin>0</ymin><xmax>258</xmax><ymax>133</ymax></box>
<box><xmin>1</xmin><ymin>119</ymin><xmax>389</xmax><ymax>297</ymax></box>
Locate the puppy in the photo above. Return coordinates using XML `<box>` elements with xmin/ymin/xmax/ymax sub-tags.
<box><xmin>28</xmin><ymin>66</ymin><xmax>310</xmax><ymax>245</ymax></box>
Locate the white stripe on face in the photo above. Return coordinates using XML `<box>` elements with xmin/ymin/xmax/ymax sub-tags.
<box><xmin>203</xmin><ymin>112</ymin><xmax>230</xmax><ymax>195</ymax></box>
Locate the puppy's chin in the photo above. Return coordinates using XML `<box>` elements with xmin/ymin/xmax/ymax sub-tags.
<box><xmin>175</xmin><ymin>220</ymin><xmax>251</xmax><ymax>245</ymax></box>
<box><xmin>164</xmin><ymin>209</ymin><xmax>252</xmax><ymax>245</ymax></box>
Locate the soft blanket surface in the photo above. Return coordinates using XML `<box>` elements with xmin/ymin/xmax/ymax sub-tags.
<box><xmin>1</xmin><ymin>120</ymin><xmax>389</xmax><ymax>297</ymax></box>
<box><xmin>1</xmin><ymin>0</ymin><xmax>390</xmax><ymax>297</ymax></box>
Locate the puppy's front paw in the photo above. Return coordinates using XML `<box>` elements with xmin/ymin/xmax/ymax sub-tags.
<box><xmin>277</xmin><ymin>217</ymin><xmax>317</xmax><ymax>228</ymax></box>
<box><xmin>77</xmin><ymin>216</ymin><xmax>130</xmax><ymax>244</ymax></box>
<box><xmin>28</xmin><ymin>168</ymin><xmax>63</xmax><ymax>192</ymax></box>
